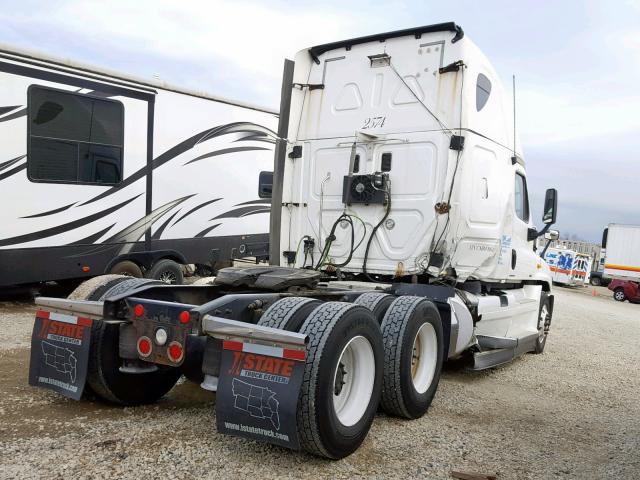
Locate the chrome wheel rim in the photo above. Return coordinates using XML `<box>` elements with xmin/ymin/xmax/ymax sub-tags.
<box><xmin>159</xmin><ymin>271</ymin><xmax>177</xmax><ymax>284</ymax></box>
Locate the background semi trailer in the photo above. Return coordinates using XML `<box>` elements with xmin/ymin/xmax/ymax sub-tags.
<box><xmin>602</xmin><ymin>224</ymin><xmax>640</xmax><ymax>281</ymax></box>
<box><xmin>28</xmin><ymin>23</ymin><xmax>559</xmax><ymax>459</ymax></box>
<box><xmin>0</xmin><ymin>44</ymin><xmax>276</xmax><ymax>288</ymax></box>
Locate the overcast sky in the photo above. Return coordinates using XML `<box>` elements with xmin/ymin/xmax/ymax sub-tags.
<box><xmin>1</xmin><ymin>0</ymin><xmax>638</xmax><ymax>242</ymax></box>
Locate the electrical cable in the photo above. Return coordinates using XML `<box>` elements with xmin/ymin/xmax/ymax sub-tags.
<box><xmin>362</xmin><ymin>190</ymin><xmax>392</xmax><ymax>281</ymax></box>
<box><xmin>429</xmin><ymin>62</ymin><xmax>466</xmax><ymax>263</ymax></box>
<box><xmin>314</xmin><ymin>213</ymin><xmax>356</xmax><ymax>270</ymax></box>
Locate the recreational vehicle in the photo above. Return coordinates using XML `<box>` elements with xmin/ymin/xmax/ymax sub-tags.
<box><xmin>0</xmin><ymin>44</ymin><xmax>277</xmax><ymax>287</ymax></box>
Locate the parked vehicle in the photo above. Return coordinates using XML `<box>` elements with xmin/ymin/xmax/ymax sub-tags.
<box><xmin>602</xmin><ymin>224</ymin><xmax>640</xmax><ymax>282</ymax></box>
<box><xmin>0</xmin><ymin>43</ymin><xmax>276</xmax><ymax>287</ymax></box>
<box><xmin>608</xmin><ymin>279</ymin><xmax>640</xmax><ymax>303</ymax></box>
<box><xmin>589</xmin><ymin>270</ymin><xmax>611</xmax><ymax>287</ymax></box>
<box><xmin>544</xmin><ymin>247</ymin><xmax>591</xmax><ymax>286</ymax></box>
<box><xmin>28</xmin><ymin>23</ymin><xmax>559</xmax><ymax>459</ymax></box>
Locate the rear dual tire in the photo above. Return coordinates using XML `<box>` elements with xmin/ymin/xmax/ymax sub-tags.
<box><xmin>379</xmin><ymin>296</ymin><xmax>444</xmax><ymax>419</ymax></box>
<box><xmin>258</xmin><ymin>299</ymin><xmax>383</xmax><ymax>459</ymax></box>
<box><xmin>258</xmin><ymin>295</ymin><xmax>444</xmax><ymax>458</ymax></box>
<box><xmin>69</xmin><ymin>275</ymin><xmax>182</xmax><ymax>405</ymax></box>
<box><xmin>296</xmin><ymin>302</ymin><xmax>383</xmax><ymax>459</ymax></box>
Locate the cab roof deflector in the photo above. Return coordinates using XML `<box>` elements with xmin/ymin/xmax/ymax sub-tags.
<box><xmin>308</xmin><ymin>22</ymin><xmax>464</xmax><ymax>64</ymax></box>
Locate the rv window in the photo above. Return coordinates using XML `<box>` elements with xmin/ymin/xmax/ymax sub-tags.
<box><xmin>28</xmin><ymin>86</ymin><xmax>124</xmax><ymax>185</ymax></box>
<box><xmin>476</xmin><ymin>73</ymin><xmax>492</xmax><ymax>112</ymax></box>
<box><xmin>514</xmin><ymin>173</ymin><xmax>530</xmax><ymax>222</ymax></box>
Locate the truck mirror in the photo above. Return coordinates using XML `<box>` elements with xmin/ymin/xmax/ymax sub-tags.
<box><xmin>258</xmin><ymin>171</ymin><xmax>273</xmax><ymax>199</ymax></box>
<box><xmin>544</xmin><ymin>229</ymin><xmax>559</xmax><ymax>241</ymax></box>
<box><xmin>542</xmin><ymin>188</ymin><xmax>557</xmax><ymax>225</ymax></box>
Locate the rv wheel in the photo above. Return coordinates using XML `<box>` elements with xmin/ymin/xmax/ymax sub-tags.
<box><xmin>69</xmin><ymin>276</ymin><xmax>182</xmax><ymax>405</ymax></box>
<box><xmin>109</xmin><ymin>260</ymin><xmax>143</xmax><ymax>278</ymax></box>
<box><xmin>257</xmin><ymin>297</ymin><xmax>323</xmax><ymax>331</ymax></box>
<box><xmin>379</xmin><ymin>296</ymin><xmax>444</xmax><ymax>419</ymax></box>
<box><xmin>147</xmin><ymin>259</ymin><xmax>184</xmax><ymax>285</ymax></box>
<box><xmin>296</xmin><ymin>302</ymin><xmax>383</xmax><ymax>459</ymax></box>
<box><xmin>354</xmin><ymin>292</ymin><xmax>394</xmax><ymax>323</ymax></box>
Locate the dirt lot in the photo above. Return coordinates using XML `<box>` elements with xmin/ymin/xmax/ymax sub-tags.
<box><xmin>0</xmin><ymin>284</ymin><xmax>638</xmax><ymax>479</ymax></box>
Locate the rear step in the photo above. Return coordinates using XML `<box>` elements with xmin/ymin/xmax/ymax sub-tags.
<box><xmin>471</xmin><ymin>333</ymin><xmax>539</xmax><ymax>370</ymax></box>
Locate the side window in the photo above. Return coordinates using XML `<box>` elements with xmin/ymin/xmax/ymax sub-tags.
<box><xmin>476</xmin><ymin>73</ymin><xmax>492</xmax><ymax>112</ymax></box>
<box><xmin>514</xmin><ymin>173</ymin><xmax>530</xmax><ymax>222</ymax></box>
<box><xmin>28</xmin><ymin>86</ymin><xmax>124</xmax><ymax>185</ymax></box>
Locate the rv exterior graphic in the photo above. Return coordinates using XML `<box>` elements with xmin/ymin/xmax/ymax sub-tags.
<box><xmin>28</xmin><ymin>23</ymin><xmax>559</xmax><ymax>459</ymax></box>
<box><xmin>0</xmin><ymin>44</ymin><xmax>277</xmax><ymax>287</ymax></box>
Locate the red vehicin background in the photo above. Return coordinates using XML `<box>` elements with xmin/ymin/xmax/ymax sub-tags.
<box><xmin>608</xmin><ymin>279</ymin><xmax>640</xmax><ymax>303</ymax></box>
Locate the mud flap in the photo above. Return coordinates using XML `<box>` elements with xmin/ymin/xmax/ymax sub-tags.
<box><xmin>28</xmin><ymin>310</ymin><xmax>93</xmax><ymax>400</ymax></box>
<box><xmin>216</xmin><ymin>340</ymin><xmax>305</xmax><ymax>450</ymax></box>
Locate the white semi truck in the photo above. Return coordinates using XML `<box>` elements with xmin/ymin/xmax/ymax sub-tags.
<box><xmin>28</xmin><ymin>23</ymin><xmax>558</xmax><ymax>459</ymax></box>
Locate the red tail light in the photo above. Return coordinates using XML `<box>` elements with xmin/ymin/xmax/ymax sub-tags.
<box><xmin>179</xmin><ymin>310</ymin><xmax>190</xmax><ymax>324</ymax></box>
<box><xmin>133</xmin><ymin>304</ymin><xmax>145</xmax><ymax>317</ymax></box>
<box><xmin>137</xmin><ymin>336</ymin><xmax>152</xmax><ymax>357</ymax></box>
<box><xmin>167</xmin><ymin>341</ymin><xmax>184</xmax><ymax>363</ymax></box>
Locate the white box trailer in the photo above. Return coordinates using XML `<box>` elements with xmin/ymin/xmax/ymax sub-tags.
<box><xmin>603</xmin><ymin>224</ymin><xmax>640</xmax><ymax>281</ymax></box>
<box><xmin>0</xmin><ymin>44</ymin><xmax>277</xmax><ymax>287</ymax></box>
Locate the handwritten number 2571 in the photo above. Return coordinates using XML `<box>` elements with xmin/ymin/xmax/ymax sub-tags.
<box><xmin>362</xmin><ymin>116</ymin><xmax>386</xmax><ymax>129</ymax></box>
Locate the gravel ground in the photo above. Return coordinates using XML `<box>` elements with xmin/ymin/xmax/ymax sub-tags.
<box><xmin>0</xmin><ymin>284</ymin><xmax>638</xmax><ymax>479</ymax></box>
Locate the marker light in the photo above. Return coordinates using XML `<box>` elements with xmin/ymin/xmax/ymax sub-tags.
<box><xmin>179</xmin><ymin>310</ymin><xmax>190</xmax><ymax>324</ymax></box>
<box><xmin>167</xmin><ymin>341</ymin><xmax>184</xmax><ymax>363</ymax></box>
<box><xmin>155</xmin><ymin>328</ymin><xmax>168</xmax><ymax>346</ymax></box>
<box><xmin>137</xmin><ymin>336</ymin><xmax>152</xmax><ymax>357</ymax></box>
<box><xmin>133</xmin><ymin>304</ymin><xmax>145</xmax><ymax>317</ymax></box>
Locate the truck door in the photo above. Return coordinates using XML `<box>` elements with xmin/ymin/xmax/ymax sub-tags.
<box><xmin>510</xmin><ymin>168</ymin><xmax>536</xmax><ymax>279</ymax></box>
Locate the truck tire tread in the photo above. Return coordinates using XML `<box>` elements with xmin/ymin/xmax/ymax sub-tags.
<box><xmin>380</xmin><ymin>295</ymin><xmax>443</xmax><ymax>419</ymax></box>
<box><xmin>257</xmin><ymin>297</ymin><xmax>322</xmax><ymax>331</ymax></box>
<box><xmin>354</xmin><ymin>292</ymin><xmax>394</xmax><ymax>323</ymax></box>
<box><xmin>296</xmin><ymin>302</ymin><xmax>383</xmax><ymax>459</ymax></box>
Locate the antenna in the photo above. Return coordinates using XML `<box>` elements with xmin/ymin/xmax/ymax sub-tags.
<box><xmin>512</xmin><ymin>74</ymin><xmax>516</xmax><ymax>159</ymax></box>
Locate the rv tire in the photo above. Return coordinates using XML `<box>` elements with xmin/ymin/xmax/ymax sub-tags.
<box><xmin>147</xmin><ymin>259</ymin><xmax>184</xmax><ymax>285</ymax></box>
<box><xmin>109</xmin><ymin>260</ymin><xmax>143</xmax><ymax>278</ymax></box>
